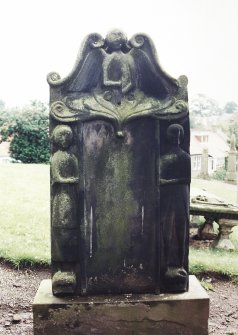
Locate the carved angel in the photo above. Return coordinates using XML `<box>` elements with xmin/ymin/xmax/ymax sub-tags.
<box><xmin>50</xmin><ymin>30</ymin><xmax>179</xmax><ymax>102</ymax></box>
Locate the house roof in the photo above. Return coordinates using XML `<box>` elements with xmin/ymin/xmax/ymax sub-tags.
<box><xmin>190</xmin><ymin>129</ymin><xmax>229</xmax><ymax>158</ymax></box>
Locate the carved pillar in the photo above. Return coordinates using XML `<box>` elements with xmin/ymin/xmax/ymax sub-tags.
<box><xmin>225</xmin><ymin>134</ymin><xmax>237</xmax><ymax>183</ymax></box>
<box><xmin>198</xmin><ymin>216</ymin><xmax>216</xmax><ymax>240</ymax></box>
<box><xmin>212</xmin><ymin>218</ymin><xmax>238</xmax><ymax>251</ymax></box>
<box><xmin>201</xmin><ymin>147</ymin><xmax>209</xmax><ymax>178</ymax></box>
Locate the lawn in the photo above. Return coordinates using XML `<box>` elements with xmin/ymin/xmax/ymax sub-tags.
<box><xmin>0</xmin><ymin>164</ymin><xmax>237</xmax><ymax>281</ymax></box>
<box><xmin>0</xmin><ymin>164</ymin><xmax>50</xmax><ymax>265</ymax></box>
<box><xmin>191</xmin><ymin>178</ymin><xmax>238</xmax><ymax>204</ymax></box>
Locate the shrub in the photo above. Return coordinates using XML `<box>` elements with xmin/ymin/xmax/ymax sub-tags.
<box><xmin>211</xmin><ymin>167</ymin><xmax>226</xmax><ymax>180</ymax></box>
<box><xmin>0</xmin><ymin>101</ymin><xmax>50</xmax><ymax>163</ymax></box>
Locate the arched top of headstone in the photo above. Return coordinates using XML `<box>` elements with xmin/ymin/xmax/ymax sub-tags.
<box><xmin>48</xmin><ymin>30</ymin><xmax>189</xmax><ymax>131</ymax></box>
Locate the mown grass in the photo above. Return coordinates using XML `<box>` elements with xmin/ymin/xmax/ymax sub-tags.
<box><xmin>190</xmin><ymin>247</ymin><xmax>238</xmax><ymax>283</ymax></box>
<box><xmin>0</xmin><ymin>164</ymin><xmax>50</xmax><ymax>266</ymax></box>
<box><xmin>191</xmin><ymin>178</ymin><xmax>237</xmax><ymax>204</ymax></box>
<box><xmin>0</xmin><ymin>165</ymin><xmax>237</xmax><ymax>282</ymax></box>
<box><xmin>190</xmin><ymin>178</ymin><xmax>238</xmax><ymax>281</ymax></box>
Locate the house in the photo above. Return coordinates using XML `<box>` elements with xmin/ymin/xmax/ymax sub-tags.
<box><xmin>0</xmin><ymin>141</ymin><xmax>11</xmax><ymax>164</ymax></box>
<box><xmin>190</xmin><ymin>129</ymin><xmax>229</xmax><ymax>177</ymax></box>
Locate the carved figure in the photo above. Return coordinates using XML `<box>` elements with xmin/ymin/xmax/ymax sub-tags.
<box><xmin>48</xmin><ymin>30</ymin><xmax>188</xmax><ymax>138</ymax></box>
<box><xmin>51</xmin><ymin>125</ymin><xmax>79</xmax><ymax>185</ymax></box>
<box><xmin>102</xmin><ymin>30</ymin><xmax>133</xmax><ymax>96</ymax></box>
<box><xmin>51</xmin><ymin>125</ymin><xmax>80</xmax><ymax>296</ymax></box>
<box><xmin>65</xmin><ymin>29</ymin><xmax>178</xmax><ymax>101</ymax></box>
<box><xmin>160</xmin><ymin>124</ymin><xmax>190</xmax><ymax>292</ymax></box>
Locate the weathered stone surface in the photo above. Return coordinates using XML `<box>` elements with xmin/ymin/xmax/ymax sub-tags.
<box><xmin>200</xmin><ymin>148</ymin><xmax>209</xmax><ymax>179</ymax></box>
<box><xmin>225</xmin><ymin>134</ymin><xmax>237</xmax><ymax>183</ymax></box>
<box><xmin>33</xmin><ymin>276</ymin><xmax>209</xmax><ymax>335</ymax></box>
<box><xmin>198</xmin><ymin>216</ymin><xmax>217</xmax><ymax>240</ymax></box>
<box><xmin>48</xmin><ymin>30</ymin><xmax>190</xmax><ymax>295</ymax></box>
<box><xmin>212</xmin><ymin>218</ymin><xmax>238</xmax><ymax>251</ymax></box>
<box><xmin>190</xmin><ymin>195</ymin><xmax>238</xmax><ymax>247</ymax></box>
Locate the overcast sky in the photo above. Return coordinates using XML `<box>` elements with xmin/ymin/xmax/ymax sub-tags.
<box><xmin>0</xmin><ymin>0</ymin><xmax>237</xmax><ymax>107</ymax></box>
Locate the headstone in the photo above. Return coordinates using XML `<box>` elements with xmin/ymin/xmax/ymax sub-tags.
<box><xmin>201</xmin><ymin>147</ymin><xmax>209</xmax><ymax>178</ymax></box>
<box><xmin>48</xmin><ymin>29</ymin><xmax>190</xmax><ymax>296</ymax></box>
<box><xmin>33</xmin><ymin>30</ymin><xmax>209</xmax><ymax>335</ymax></box>
<box><xmin>225</xmin><ymin>134</ymin><xmax>237</xmax><ymax>183</ymax></box>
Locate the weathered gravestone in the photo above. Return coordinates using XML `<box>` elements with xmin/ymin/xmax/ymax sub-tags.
<box><xmin>33</xmin><ymin>30</ymin><xmax>209</xmax><ymax>335</ymax></box>
<box><xmin>49</xmin><ymin>29</ymin><xmax>190</xmax><ymax>296</ymax></box>
<box><xmin>225</xmin><ymin>133</ymin><xmax>237</xmax><ymax>183</ymax></box>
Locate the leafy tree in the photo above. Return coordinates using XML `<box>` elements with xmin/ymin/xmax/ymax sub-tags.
<box><xmin>189</xmin><ymin>94</ymin><xmax>222</xmax><ymax>117</ymax></box>
<box><xmin>189</xmin><ymin>94</ymin><xmax>223</xmax><ymax>129</ymax></box>
<box><xmin>0</xmin><ymin>101</ymin><xmax>50</xmax><ymax>163</ymax></box>
<box><xmin>0</xmin><ymin>99</ymin><xmax>5</xmax><ymax>110</ymax></box>
<box><xmin>224</xmin><ymin>101</ymin><xmax>238</xmax><ymax>114</ymax></box>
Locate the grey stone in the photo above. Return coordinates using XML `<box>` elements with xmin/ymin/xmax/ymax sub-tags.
<box><xmin>212</xmin><ymin>218</ymin><xmax>238</xmax><ymax>251</ymax></box>
<box><xmin>225</xmin><ymin>134</ymin><xmax>237</xmax><ymax>183</ymax></box>
<box><xmin>12</xmin><ymin>314</ymin><xmax>21</xmax><ymax>323</ymax></box>
<box><xmin>33</xmin><ymin>276</ymin><xmax>209</xmax><ymax>335</ymax></box>
<box><xmin>200</xmin><ymin>148</ymin><xmax>209</xmax><ymax>179</ymax></box>
<box><xmin>47</xmin><ymin>29</ymin><xmax>190</xmax><ymax>296</ymax></box>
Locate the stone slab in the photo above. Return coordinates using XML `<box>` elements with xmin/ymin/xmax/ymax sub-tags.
<box><xmin>33</xmin><ymin>275</ymin><xmax>209</xmax><ymax>335</ymax></box>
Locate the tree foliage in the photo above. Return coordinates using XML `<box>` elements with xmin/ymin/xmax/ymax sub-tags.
<box><xmin>0</xmin><ymin>101</ymin><xmax>50</xmax><ymax>163</ymax></box>
<box><xmin>190</xmin><ymin>94</ymin><xmax>222</xmax><ymax>117</ymax></box>
<box><xmin>224</xmin><ymin>101</ymin><xmax>238</xmax><ymax>114</ymax></box>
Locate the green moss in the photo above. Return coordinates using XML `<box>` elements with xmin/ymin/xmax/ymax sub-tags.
<box><xmin>89</xmin><ymin>141</ymin><xmax>138</xmax><ymax>273</ymax></box>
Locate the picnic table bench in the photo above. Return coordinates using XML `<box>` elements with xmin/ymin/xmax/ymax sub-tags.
<box><xmin>190</xmin><ymin>195</ymin><xmax>238</xmax><ymax>251</ymax></box>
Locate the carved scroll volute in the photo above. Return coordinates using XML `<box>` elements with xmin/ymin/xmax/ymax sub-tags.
<box><xmin>48</xmin><ymin>30</ymin><xmax>188</xmax><ymax>138</ymax></box>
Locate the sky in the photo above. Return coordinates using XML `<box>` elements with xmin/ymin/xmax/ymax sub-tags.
<box><xmin>0</xmin><ymin>0</ymin><xmax>238</xmax><ymax>107</ymax></box>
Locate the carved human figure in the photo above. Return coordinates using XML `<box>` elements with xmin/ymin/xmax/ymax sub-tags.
<box><xmin>51</xmin><ymin>125</ymin><xmax>79</xmax><ymax>185</ymax></box>
<box><xmin>160</xmin><ymin>124</ymin><xmax>190</xmax><ymax>292</ymax></box>
<box><xmin>51</xmin><ymin>125</ymin><xmax>80</xmax><ymax>295</ymax></box>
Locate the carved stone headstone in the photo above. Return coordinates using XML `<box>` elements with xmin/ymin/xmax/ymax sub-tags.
<box><xmin>225</xmin><ymin>133</ymin><xmax>237</xmax><ymax>183</ymax></box>
<box><xmin>48</xmin><ymin>29</ymin><xmax>190</xmax><ymax>296</ymax></box>
<box><xmin>201</xmin><ymin>147</ymin><xmax>209</xmax><ymax>178</ymax></box>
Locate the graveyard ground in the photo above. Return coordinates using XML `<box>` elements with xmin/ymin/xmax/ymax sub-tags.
<box><xmin>0</xmin><ymin>261</ymin><xmax>237</xmax><ymax>335</ymax></box>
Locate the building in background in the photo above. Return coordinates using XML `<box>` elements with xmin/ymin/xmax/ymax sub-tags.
<box><xmin>0</xmin><ymin>141</ymin><xmax>10</xmax><ymax>164</ymax></box>
<box><xmin>190</xmin><ymin>129</ymin><xmax>229</xmax><ymax>177</ymax></box>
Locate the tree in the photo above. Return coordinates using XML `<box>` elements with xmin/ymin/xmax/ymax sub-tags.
<box><xmin>189</xmin><ymin>94</ymin><xmax>222</xmax><ymax>117</ymax></box>
<box><xmin>224</xmin><ymin>101</ymin><xmax>238</xmax><ymax>114</ymax></box>
<box><xmin>0</xmin><ymin>101</ymin><xmax>50</xmax><ymax>163</ymax></box>
<box><xmin>189</xmin><ymin>94</ymin><xmax>222</xmax><ymax>129</ymax></box>
<box><xmin>0</xmin><ymin>99</ymin><xmax>5</xmax><ymax>110</ymax></box>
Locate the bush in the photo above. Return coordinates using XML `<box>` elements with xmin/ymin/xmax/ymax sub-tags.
<box><xmin>211</xmin><ymin>167</ymin><xmax>226</xmax><ymax>180</ymax></box>
<box><xmin>0</xmin><ymin>101</ymin><xmax>50</xmax><ymax>163</ymax></box>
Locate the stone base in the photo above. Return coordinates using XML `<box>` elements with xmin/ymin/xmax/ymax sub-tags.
<box><xmin>33</xmin><ymin>275</ymin><xmax>209</xmax><ymax>335</ymax></box>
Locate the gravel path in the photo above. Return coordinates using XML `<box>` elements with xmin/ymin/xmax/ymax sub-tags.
<box><xmin>0</xmin><ymin>262</ymin><xmax>237</xmax><ymax>334</ymax></box>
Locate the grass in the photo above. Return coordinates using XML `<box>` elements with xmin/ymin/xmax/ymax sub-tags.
<box><xmin>191</xmin><ymin>178</ymin><xmax>238</xmax><ymax>204</ymax></box>
<box><xmin>0</xmin><ymin>164</ymin><xmax>50</xmax><ymax>266</ymax></box>
<box><xmin>0</xmin><ymin>165</ymin><xmax>237</xmax><ymax>282</ymax></box>
<box><xmin>190</xmin><ymin>177</ymin><xmax>238</xmax><ymax>281</ymax></box>
<box><xmin>190</xmin><ymin>248</ymin><xmax>238</xmax><ymax>283</ymax></box>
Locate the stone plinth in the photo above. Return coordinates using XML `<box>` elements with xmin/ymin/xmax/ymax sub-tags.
<box><xmin>33</xmin><ymin>275</ymin><xmax>209</xmax><ymax>335</ymax></box>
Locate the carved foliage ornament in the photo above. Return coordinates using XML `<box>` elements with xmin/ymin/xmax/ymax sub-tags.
<box><xmin>48</xmin><ymin>30</ymin><xmax>188</xmax><ymax>134</ymax></box>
